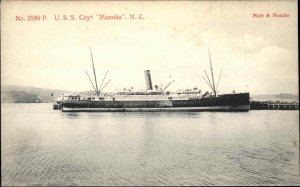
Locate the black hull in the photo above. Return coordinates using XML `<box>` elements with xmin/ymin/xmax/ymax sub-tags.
<box><xmin>60</xmin><ymin>93</ymin><xmax>250</xmax><ymax>112</ymax></box>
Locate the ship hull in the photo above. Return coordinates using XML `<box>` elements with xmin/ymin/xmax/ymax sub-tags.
<box><xmin>62</xmin><ymin>105</ymin><xmax>250</xmax><ymax>112</ymax></box>
<box><xmin>60</xmin><ymin>93</ymin><xmax>250</xmax><ymax>112</ymax></box>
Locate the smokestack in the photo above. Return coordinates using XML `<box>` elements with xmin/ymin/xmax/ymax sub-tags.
<box><xmin>144</xmin><ymin>70</ymin><xmax>153</xmax><ymax>90</ymax></box>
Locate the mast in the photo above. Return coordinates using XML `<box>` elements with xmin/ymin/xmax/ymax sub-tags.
<box><xmin>90</xmin><ymin>49</ymin><xmax>99</xmax><ymax>95</ymax></box>
<box><xmin>99</xmin><ymin>79</ymin><xmax>111</xmax><ymax>93</ymax></box>
<box><xmin>216</xmin><ymin>69</ymin><xmax>223</xmax><ymax>92</ymax></box>
<box><xmin>204</xmin><ymin>70</ymin><xmax>214</xmax><ymax>92</ymax></box>
<box><xmin>86</xmin><ymin>71</ymin><xmax>97</xmax><ymax>93</ymax></box>
<box><xmin>162</xmin><ymin>80</ymin><xmax>175</xmax><ymax>92</ymax></box>
<box><xmin>99</xmin><ymin>70</ymin><xmax>108</xmax><ymax>93</ymax></box>
<box><xmin>208</xmin><ymin>48</ymin><xmax>216</xmax><ymax>96</ymax></box>
<box><xmin>202</xmin><ymin>76</ymin><xmax>214</xmax><ymax>91</ymax></box>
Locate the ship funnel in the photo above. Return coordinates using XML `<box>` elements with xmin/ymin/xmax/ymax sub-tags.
<box><xmin>144</xmin><ymin>70</ymin><xmax>153</xmax><ymax>90</ymax></box>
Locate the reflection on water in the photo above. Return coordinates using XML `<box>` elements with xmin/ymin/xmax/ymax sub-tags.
<box><xmin>63</xmin><ymin>113</ymin><xmax>80</xmax><ymax>119</ymax></box>
<box><xmin>1</xmin><ymin>103</ymin><xmax>299</xmax><ymax>186</ymax></box>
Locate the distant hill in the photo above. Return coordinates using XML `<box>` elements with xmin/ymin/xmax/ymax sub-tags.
<box><xmin>1</xmin><ymin>85</ymin><xmax>75</xmax><ymax>103</ymax></box>
<box><xmin>251</xmin><ymin>93</ymin><xmax>299</xmax><ymax>102</ymax></box>
<box><xmin>1</xmin><ymin>85</ymin><xmax>299</xmax><ymax>103</ymax></box>
<box><xmin>1</xmin><ymin>91</ymin><xmax>42</xmax><ymax>103</ymax></box>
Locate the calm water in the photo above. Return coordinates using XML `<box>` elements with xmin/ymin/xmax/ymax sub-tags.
<box><xmin>1</xmin><ymin>103</ymin><xmax>299</xmax><ymax>186</ymax></box>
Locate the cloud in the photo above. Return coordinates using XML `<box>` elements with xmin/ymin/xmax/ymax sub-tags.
<box><xmin>197</xmin><ymin>30</ymin><xmax>298</xmax><ymax>94</ymax></box>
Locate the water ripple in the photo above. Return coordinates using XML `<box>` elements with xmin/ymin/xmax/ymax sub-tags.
<box><xmin>1</xmin><ymin>104</ymin><xmax>299</xmax><ymax>185</ymax></box>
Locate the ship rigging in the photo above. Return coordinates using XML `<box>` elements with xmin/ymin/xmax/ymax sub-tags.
<box><xmin>202</xmin><ymin>47</ymin><xmax>223</xmax><ymax>97</ymax></box>
<box><xmin>86</xmin><ymin>48</ymin><xmax>111</xmax><ymax>96</ymax></box>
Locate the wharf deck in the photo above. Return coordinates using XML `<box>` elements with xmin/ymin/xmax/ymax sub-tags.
<box><xmin>250</xmin><ymin>101</ymin><xmax>299</xmax><ymax>110</ymax></box>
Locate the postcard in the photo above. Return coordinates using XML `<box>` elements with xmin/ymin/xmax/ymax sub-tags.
<box><xmin>1</xmin><ymin>0</ymin><xmax>299</xmax><ymax>186</ymax></box>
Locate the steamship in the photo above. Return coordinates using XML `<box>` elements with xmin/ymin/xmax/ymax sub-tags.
<box><xmin>53</xmin><ymin>49</ymin><xmax>250</xmax><ymax>112</ymax></box>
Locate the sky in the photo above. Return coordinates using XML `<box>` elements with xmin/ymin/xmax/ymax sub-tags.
<box><xmin>1</xmin><ymin>0</ymin><xmax>298</xmax><ymax>95</ymax></box>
